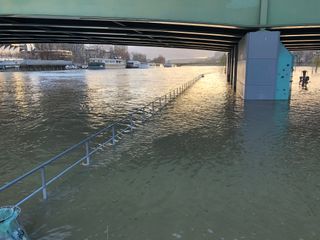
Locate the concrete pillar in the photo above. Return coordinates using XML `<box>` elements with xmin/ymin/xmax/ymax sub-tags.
<box><xmin>236</xmin><ymin>30</ymin><xmax>293</xmax><ymax>100</ymax></box>
<box><xmin>227</xmin><ymin>52</ymin><xmax>232</xmax><ymax>83</ymax></box>
<box><xmin>226</xmin><ymin>47</ymin><xmax>238</xmax><ymax>91</ymax></box>
<box><xmin>230</xmin><ymin>49</ymin><xmax>234</xmax><ymax>86</ymax></box>
<box><xmin>232</xmin><ymin>45</ymin><xmax>238</xmax><ymax>91</ymax></box>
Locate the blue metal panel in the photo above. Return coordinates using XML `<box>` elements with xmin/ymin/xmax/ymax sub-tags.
<box><xmin>236</xmin><ymin>31</ymin><xmax>280</xmax><ymax>100</ymax></box>
<box><xmin>246</xmin><ymin>58</ymin><xmax>278</xmax><ymax>85</ymax></box>
<box><xmin>247</xmin><ymin>31</ymin><xmax>280</xmax><ymax>59</ymax></box>
<box><xmin>275</xmin><ymin>44</ymin><xmax>293</xmax><ymax>100</ymax></box>
<box><xmin>245</xmin><ymin>85</ymin><xmax>275</xmax><ymax>100</ymax></box>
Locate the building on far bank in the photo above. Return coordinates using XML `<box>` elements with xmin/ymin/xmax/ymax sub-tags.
<box><xmin>27</xmin><ymin>50</ymin><xmax>73</xmax><ymax>61</ymax></box>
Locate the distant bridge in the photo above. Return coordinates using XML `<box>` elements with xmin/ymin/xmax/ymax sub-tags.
<box><xmin>0</xmin><ymin>0</ymin><xmax>320</xmax><ymax>51</ymax></box>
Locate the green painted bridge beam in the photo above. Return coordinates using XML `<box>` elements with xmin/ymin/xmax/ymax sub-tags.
<box><xmin>1</xmin><ymin>1</ymin><xmax>320</xmax><ymax>51</ymax></box>
<box><xmin>1</xmin><ymin>0</ymin><xmax>320</xmax><ymax>28</ymax></box>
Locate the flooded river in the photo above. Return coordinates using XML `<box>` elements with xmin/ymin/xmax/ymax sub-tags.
<box><xmin>0</xmin><ymin>66</ymin><xmax>319</xmax><ymax>240</ymax></box>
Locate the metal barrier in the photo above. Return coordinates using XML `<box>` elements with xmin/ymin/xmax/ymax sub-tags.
<box><xmin>0</xmin><ymin>74</ymin><xmax>205</xmax><ymax>207</ymax></box>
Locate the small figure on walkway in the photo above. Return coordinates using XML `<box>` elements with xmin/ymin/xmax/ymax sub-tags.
<box><xmin>299</xmin><ymin>70</ymin><xmax>310</xmax><ymax>89</ymax></box>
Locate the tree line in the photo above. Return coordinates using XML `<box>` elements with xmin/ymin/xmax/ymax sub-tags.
<box><xmin>10</xmin><ymin>44</ymin><xmax>166</xmax><ymax>64</ymax></box>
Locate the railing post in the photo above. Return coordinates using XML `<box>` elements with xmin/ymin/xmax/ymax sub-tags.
<box><xmin>112</xmin><ymin>125</ymin><xmax>116</xmax><ymax>145</ymax></box>
<box><xmin>159</xmin><ymin>97</ymin><xmax>162</xmax><ymax>108</ymax></box>
<box><xmin>164</xmin><ymin>94</ymin><xmax>167</xmax><ymax>104</ymax></box>
<box><xmin>83</xmin><ymin>141</ymin><xmax>90</xmax><ymax>166</ymax></box>
<box><xmin>40</xmin><ymin>167</ymin><xmax>47</xmax><ymax>200</ymax></box>
<box><xmin>130</xmin><ymin>114</ymin><xmax>134</xmax><ymax>131</ymax></box>
<box><xmin>152</xmin><ymin>101</ymin><xmax>155</xmax><ymax>113</ymax></box>
<box><xmin>142</xmin><ymin>108</ymin><xmax>146</xmax><ymax>122</ymax></box>
<box><xmin>169</xmin><ymin>92</ymin><xmax>172</xmax><ymax>100</ymax></box>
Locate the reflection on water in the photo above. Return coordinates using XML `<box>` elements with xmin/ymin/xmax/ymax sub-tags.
<box><xmin>0</xmin><ymin>66</ymin><xmax>319</xmax><ymax>239</ymax></box>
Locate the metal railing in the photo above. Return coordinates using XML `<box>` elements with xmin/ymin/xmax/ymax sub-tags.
<box><xmin>0</xmin><ymin>74</ymin><xmax>205</xmax><ymax>207</ymax></box>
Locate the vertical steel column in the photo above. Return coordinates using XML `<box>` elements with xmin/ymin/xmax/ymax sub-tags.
<box><xmin>227</xmin><ymin>52</ymin><xmax>231</xmax><ymax>83</ymax></box>
<box><xmin>259</xmin><ymin>0</ymin><xmax>269</xmax><ymax>26</ymax></box>
<box><xmin>233</xmin><ymin>45</ymin><xmax>238</xmax><ymax>92</ymax></box>
<box><xmin>230</xmin><ymin>49</ymin><xmax>234</xmax><ymax>86</ymax></box>
<box><xmin>40</xmin><ymin>167</ymin><xmax>47</xmax><ymax>200</ymax></box>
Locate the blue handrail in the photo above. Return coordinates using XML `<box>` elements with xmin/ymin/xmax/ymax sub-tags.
<box><xmin>0</xmin><ymin>74</ymin><xmax>205</xmax><ymax>207</ymax></box>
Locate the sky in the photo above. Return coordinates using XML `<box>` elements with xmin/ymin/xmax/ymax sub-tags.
<box><xmin>128</xmin><ymin>46</ymin><xmax>221</xmax><ymax>60</ymax></box>
<box><xmin>0</xmin><ymin>44</ymin><xmax>223</xmax><ymax>61</ymax></box>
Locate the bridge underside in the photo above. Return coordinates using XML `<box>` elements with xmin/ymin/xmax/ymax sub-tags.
<box><xmin>1</xmin><ymin>17</ymin><xmax>320</xmax><ymax>52</ymax></box>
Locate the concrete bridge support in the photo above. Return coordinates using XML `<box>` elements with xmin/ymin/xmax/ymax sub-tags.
<box><xmin>227</xmin><ymin>46</ymin><xmax>238</xmax><ymax>92</ymax></box>
<box><xmin>234</xmin><ymin>31</ymin><xmax>293</xmax><ymax>100</ymax></box>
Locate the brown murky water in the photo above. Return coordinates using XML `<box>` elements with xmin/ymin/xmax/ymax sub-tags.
<box><xmin>0</xmin><ymin>66</ymin><xmax>319</xmax><ymax>240</ymax></box>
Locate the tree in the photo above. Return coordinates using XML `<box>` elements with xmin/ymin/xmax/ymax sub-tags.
<box><xmin>219</xmin><ymin>54</ymin><xmax>227</xmax><ymax>66</ymax></box>
<box><xmin>109</xmin><ymin>45</ymin><xmax>130</xmax><ymax>60</ymax></box>
<box><xmin>152</xmin><ymin>55</ymin><xmax>165</xmax><ymax>64</ymax></box>
<box><xmin>313</xmin><ymin>51</ymin><xmax>320</xmax><ymax>73</ymax></box>
<box><xmin>33</xmin><ymin>43</ymin><xmax>86</xmax><ymax>63</ymax></box>
<box><xmin>132</xmin><ymin>52</ymin><xmax>147</xmax><ymax>62</ymax></box>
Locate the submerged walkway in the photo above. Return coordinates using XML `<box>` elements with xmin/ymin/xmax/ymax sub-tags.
<box><xmin>1</xmin><ymin>68</ymin><xmax>320</xmax><ymax>240</ymax></box>
<box><xmin>0</xmin><ymin>74</ymin><xmax>205</xmax><ymax>207</ymax></box>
